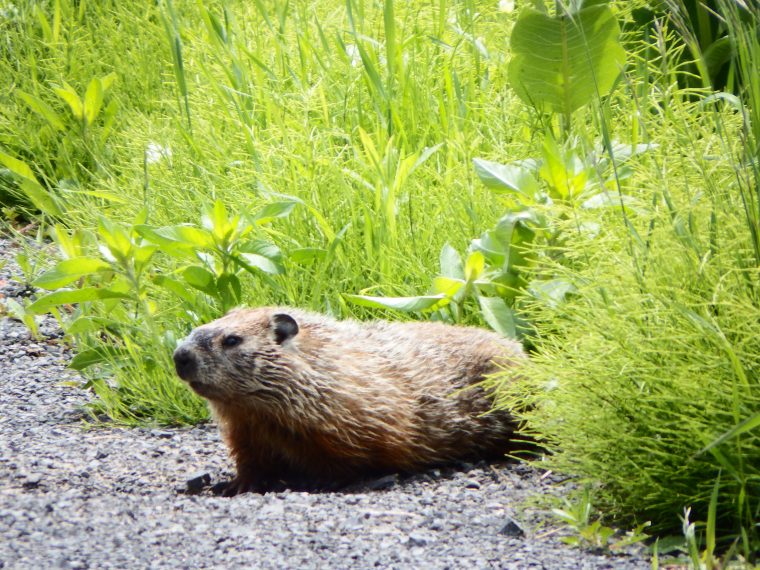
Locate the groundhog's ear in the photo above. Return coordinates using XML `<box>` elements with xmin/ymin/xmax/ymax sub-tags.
<box><xmin>271</xmin><ymin>313</ymin><xmax>299</xmax><ymax>344</ymax></box>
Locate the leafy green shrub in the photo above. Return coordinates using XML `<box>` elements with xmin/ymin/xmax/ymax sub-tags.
<box><xmin>496</xmin><ymin>227</ymin><xmax>760</xmax><ymax>541</ymax></box>
<box><xmin>487</xmin><ymin>3</ymin><xmax>760</xmax><ymax>552</ymax></box>
<box><xmin>10</xmin><ymin>199</ymin><xmax>293</xmax><ymax>424</ymax></box>
<box><xmin>478</xmin><ymin>0</ymin><xmax>760</xmax><ymax>558</ymax></box>
<box><xmin>346</xmin><ymin>135</ymin><xmax>652</xmax><ymax>339</ymax></box>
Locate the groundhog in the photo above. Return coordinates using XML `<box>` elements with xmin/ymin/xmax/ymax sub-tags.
<box><xmin>173</xmin><ymin>306</ymin><xmax>526</xmax><ymax>495</ymax></box>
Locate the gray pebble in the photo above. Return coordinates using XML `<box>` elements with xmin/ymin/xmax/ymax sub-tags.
<box><xmin>185</xmin><ymin>472</ymin><xmax>211</xmax><ymax>493</ymax></box>
<box><xmin>499</xmin><ymin>516</ymin><xmax>526</xmax><ymax>538</ymax></box>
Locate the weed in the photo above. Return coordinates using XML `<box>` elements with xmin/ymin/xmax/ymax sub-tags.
<box><xmin>550</xmin><ymin>486</ymin><xmax>650</xmax><ymax>553</ymax></box>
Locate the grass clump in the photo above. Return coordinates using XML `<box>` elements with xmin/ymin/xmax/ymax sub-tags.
<box><xmin>499</xmin><ymin>229</ymin><xmax>760</xmax><ymax>547</ymax></box>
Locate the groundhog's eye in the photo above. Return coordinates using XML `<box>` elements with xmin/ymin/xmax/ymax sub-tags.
<box><xmin>222</xmin><ymin>334</ymin><xmax>243</xmax><ymax>349</ymax></box>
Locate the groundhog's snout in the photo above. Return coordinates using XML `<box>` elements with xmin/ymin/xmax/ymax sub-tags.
<box><xmin>173</xmin><ymin>346</ymin><xmax>198</xmax><ymax>381</ymax></box>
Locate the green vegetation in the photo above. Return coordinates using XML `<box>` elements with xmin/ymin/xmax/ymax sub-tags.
<box><xmin>1</xmin><ymin>0</ymin><xmax>758</xmax><ymax>562</ymax></box>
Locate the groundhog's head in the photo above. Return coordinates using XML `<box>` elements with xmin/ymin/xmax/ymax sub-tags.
<box><xmin>173</xmin><ymin>308</ymin><xmax>301</xmax><ymax>403</ymax></box>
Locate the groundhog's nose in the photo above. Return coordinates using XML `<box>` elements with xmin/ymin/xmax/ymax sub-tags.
<box><xmin>173</xmin><ymin>346</ymin><xmax>198</xmax><ymax>380</ymax></box>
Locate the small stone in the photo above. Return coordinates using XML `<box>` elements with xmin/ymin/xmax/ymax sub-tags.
<box><xmin>186</xmin><ymin>472</ymin><xmax>211</xmax><ymax>493</ymax></box>
<box><xmin>152</xmin><ymin>429</ymin><xmax>174</xmax><ymax>439</ymax></box>
<box><xmin>362</xmin><ymin>474</ymin><xmax>399</xmax><ymax>491</ymax></box>
<box><xmin>22</xmin><ymin>473</ymin><xmax>42</xmax><ymax>489</ymax></box>
<box><xmin>405</xmin><ymin>533</ymin><xmax>434</xmax><ymax>547</ymax></box>
<box><xmin>499</xmin><ymin>516</ymin><xmax>525</xmax><ymax>538</ymax></box>
<box><xmin>428</xmin><ymin>519</ymin><xmax>444</xmax><ymax>531</ymax></box>
<box><xmin>465</xmin><ymin>479</ymin><xmax>481</xmax><ymax>490</ymax></box>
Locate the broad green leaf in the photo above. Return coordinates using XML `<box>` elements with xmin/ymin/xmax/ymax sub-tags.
<box><xmin>98</xmin><ymin>217</ymin><xmax>133</xmax><ymax>261</ymax></box>
<box><xmin>439</xmin><ymin>244</ymin><xmax>464</xmax><ymax>280</ymax></box>
<box><xmin>465</xmin><ymin>250</ymin><xmax>485</xmax><ymax>282</ymax></box>
<box><xmin>182</xmin><ymin>266</ymin><xmax>216</xmax><ymax>294</ymax></box>
<box><xmin>52</xmin><ymin>225</ymin><xmax>88</xmax><ymax>259</ymax></box>
<box><xmin>52</xmin><ymin>82</ymin><xmax>84</xmax><ymax>120</ymax></box>
<box><xmin>0</xmin><ymin>150</ymin><xmax>40</xmax><ymax>183</ymax></box>
<box><xmin>100</xmin><ymin>72</ymin><xmax>117</xmax><ymax>93</ymax></box>
<box><xmin>0</xmin><ymin>151</ymin><xmax>62</xmax><ymax>216</ymax></box>
<box><xmin>235</xmin><ymin>253</ymin><xmax>283</xmax><ymax>275</ymax></box>
<box><xmin>203</xmin><ymin>199</ymin><xmax>230</xmax><ymax>240</ymax></box>
<box><xmin>20</xmin><ymin>179</ymin><xmax>64</xmax><ymax>217</ymax></box>
<box><xmin>34</xmin><ymin>257</ymin><xmax>111</xmax><ymax>289</ymax></box>
<box><xmin>217</xmin><ymin>274</ymin><xmax>242</xmax><ymax>307</ymax></box>
<box><xmin>431</xmin><ymin>276</ymin><xmax>465</xmax><ymax>297</ymax></box>
<box><xmin>701</xmin><ymin>92</ymin><xmax>743</xmax><ymax>112</ymax></box>
<box><xmin>133</xmin><ymin>209</ymin><xmax>148</xmax><ymax>227</ymax></box>
<box><xmin>3</xmin><ymin>297</ymin><xmax>29</xmax><ymax>321</ymax></box>
<box><xmin>582</xmin><ymin>192</ymin><xmax>640</xmax><ymax>212</ymax></box>
<box><xmin>539</xmin><ymin>137</ymin><xmax>588</xmax><ymax>200</ymax></box>
<box><xmin>478</xmin><ymin>296</ymin><xmax>517</xmax><ymax>339</ymax></box>
<box><xmin>471</xmin><ymin>210</ymin><xmax>540</xmax><ymax>269</ymax></box>
<box><xmin>238</xmin><ymin>239</ymin><xmax>282</xmax><ymax>260</ymax></box>
<box><xmin>473</xmin><ymin>158</ymin><xmax>539</xmax><ymax>197</ymax></box>
<box><xmin>344</xmin><ymin>293</ymin><xmax>448</xmax><ymax>312</ymax></box>
<box><xmin>27</xmin><ymin>287</ymin><xmax>130</xmax><ymax>314</ymax></box>
<box><xmin>475</xmin><ymin>272</ymin><xmax>521</xmax><ymax>300</ymax></box>
<box><xmin>132</xmin><ymin>244</ymin><xmax>158</xmax><ymax>269</ymax></box>
<box><xmin>83</xmin><ymin>77</ymin><xmax>103</xmax><ymax>125</ymax></box>
<box><xmin>66</xmin><ymin>316</ymin><xmax>120</xmax><ymax>335</ymax></box>
<box><xmin>16</xmin><ymin>90</ymin><xmax>66</xmax><ymax>130</ymax></box>
<box><xmin>153</xmin><ymin>275</ymin><xmax>196</xmax><ymax>302</ymax></box>
<box><xmin>69</xmin><ymin>346</ymin><xmax>129</xmax><ymax>371</ymax></box>
<box><xmin>528</xmin><ymin>279</ymin><xmax>577</xmax><ymax>308</ymax></box>
<box><xmin>508</xmin><ymin>6</ymin><xmax>626</xmax><ymax>115</ymax></box>
<box><xmin>251</xmin><ymin>201</ymin><xmax>297</xmax><ymax>223</ymax></box>
<box><xmin>703</xmin><ymin>37</ymin><xmax>733</xmax><ymax>83</ymax></box>
<box><xmin>289</xmin><ymin>248</ymin><xmax>327</xmax><ymax>264</ymax></box>
<box><xmin>471</xmin><ymin>236</ymin><xmax>507</xmax><ymax>267</ymax></box>
<box><xmin>136</xmin><ymin>224</ymin><xmax>215</xmax><ymax>250</ymax></box>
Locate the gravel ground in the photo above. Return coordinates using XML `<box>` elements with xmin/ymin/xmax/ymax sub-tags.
<box><xmin>0</xmin><ymin>238</ymin><xmax>651</xmax><ymax>569</ymax></box>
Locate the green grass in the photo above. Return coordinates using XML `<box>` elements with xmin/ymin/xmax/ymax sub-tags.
<box><xmin>2</xmin><ymin>0</ymin><xmax>760</xmax><ymax>558</ymax></box>
<box><xmin>2</xmin><ymin>0</ymin><xmax>529</xmax><ymax>423</ymax></box>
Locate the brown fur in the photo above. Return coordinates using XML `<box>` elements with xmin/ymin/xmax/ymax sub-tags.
<box><xmin>173</xmin><ymin>307</ymin><xmax>525</xmax><ymax>494</ymax></box>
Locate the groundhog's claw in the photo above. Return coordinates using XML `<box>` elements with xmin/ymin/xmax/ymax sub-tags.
<box><xmin>221</xmin><ymin>477</ymin><xmax>260</xmax><ymax>496</ymax></box>
<box><xmin>221</xmin><ymin>476</ymin><xmax>289</xmax><ymax>496</ymax></box>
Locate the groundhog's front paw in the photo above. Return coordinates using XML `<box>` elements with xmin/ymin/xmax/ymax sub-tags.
<box><xmin>220</xmin><ymin>476</ymin><xmax>288</xmax><ymax>496</ymax></box>
<box><xmin>220</xmin><ymin>477</ymin><xmax>258</xmax><ymax>496</ymax></box>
